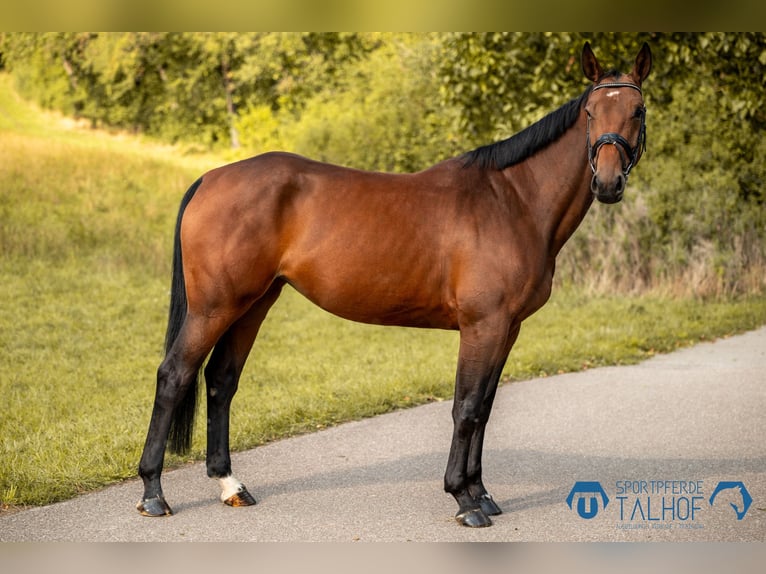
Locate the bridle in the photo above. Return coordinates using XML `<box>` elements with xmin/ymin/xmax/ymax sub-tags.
<box><xmin>586</xmin><ymin>82</ymin><xmax>647</xmax><ymax>179</ymax></box>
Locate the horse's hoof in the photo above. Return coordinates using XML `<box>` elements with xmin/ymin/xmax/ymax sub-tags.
<box><xmin>456</xmin><ymin>508</ymin><xmax>492</xmax><ymax>527</ymax></box>
<box><xmin>478</xmin><ymin>494</ymin><xmax>503</xmax><ymax>516</ymax></box>
<box><xmin>137</xmin><ymin>496</ymin><xmax>173</xmax><ymax>517</ymax></box>
<box><xmin>223</xmin><ymin>486</ymin><xmax>256</xmax><ymax>507</ymax></box>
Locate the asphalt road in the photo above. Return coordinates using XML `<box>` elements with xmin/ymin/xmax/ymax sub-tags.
<box><xmin>1</xmin><ymin>327</ymin><xmax>764</xmax><ymax>542</ymax></box>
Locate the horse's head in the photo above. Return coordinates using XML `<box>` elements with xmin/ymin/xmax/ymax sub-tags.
<box><xmin>581</xmin><ymin>42</ymin><xmax>652</xmax><ymax>204</ymax></box>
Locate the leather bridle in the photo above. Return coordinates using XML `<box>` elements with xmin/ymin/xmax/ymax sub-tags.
<box><xmin>586</xmin><ymin>82</ymin><xmax>647</xmax><ymax>178</ymax></box>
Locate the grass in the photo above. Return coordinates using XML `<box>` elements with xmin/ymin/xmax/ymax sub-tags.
<box><xmin>1</xmin><ymin>74</ymin><xmax>765</xmax><ymax>510</ymax></box>
<box><xmin>2</xmin><ymin>259</ymin><xmax>764</xmax><ymax>509</ymax></box>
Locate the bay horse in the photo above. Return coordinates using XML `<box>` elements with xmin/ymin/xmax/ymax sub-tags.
<box><xmin>138</xmin><ymin>42</ymin><xmax>652</xmax><ymax>527</ymax></box>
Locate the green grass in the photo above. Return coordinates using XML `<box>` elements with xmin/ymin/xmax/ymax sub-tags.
<box><xmin>2</xmin><ymin>258</ymin><xmax>764</xmax><ymax>509</ymax></box>
<box><xmin>1</xmin><ymin>73</ymin><xmax>765</xmax><ymax>510</ymax></box>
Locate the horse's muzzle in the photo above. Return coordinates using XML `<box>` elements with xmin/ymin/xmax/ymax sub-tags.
<box><xmin>591</xmin><ymin>172</ymin><xmax>625</xmax><ymax>204</ymax></box>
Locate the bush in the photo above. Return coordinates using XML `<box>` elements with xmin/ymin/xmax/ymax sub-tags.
<box><xmin>3</xmin><ymin>32</ymin><xmax>764</xmax><ymax>297</ymax></box>
<box><xmin>236</xmin><ymin>36</ymin><xmax>462</xmax><ymax>173</ymax></box>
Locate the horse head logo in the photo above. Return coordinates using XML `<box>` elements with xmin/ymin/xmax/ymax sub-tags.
<box><xmin>709</xmin><ymin>481</ymin><xmax>753</xmax><ymax>520</ymax></box>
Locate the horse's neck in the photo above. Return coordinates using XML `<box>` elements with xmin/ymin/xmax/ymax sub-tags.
<box><xmin>517</xmin><ymin>113</ymin><xmax>594</xmax><ymax>257</ymax></box>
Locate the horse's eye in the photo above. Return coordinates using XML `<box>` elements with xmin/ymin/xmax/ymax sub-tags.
<box><xmin>633</xmin><ymin>107</ymin><xmax>646</xmax><ymax>119</ymax></box>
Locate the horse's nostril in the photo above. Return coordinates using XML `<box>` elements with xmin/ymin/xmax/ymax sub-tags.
<box><xmin>616</xmin><ymin>174</ymin><xmax>626</xmax><ymax>194</ymax></box>
<box><xmin>590</xmin><ymin>175</ymin><xmax>600</xmax><ymax>195</ymax></box>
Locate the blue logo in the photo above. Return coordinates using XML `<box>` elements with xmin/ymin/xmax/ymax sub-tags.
<box><xmin>566</xmin><ymin>479</ymin><xmax>754</xmax><ymax>527</ymax></box>
<box><xmin>566</xmin><ymin>481</ymin><xmax>610</xmax><ymax>519</ymax></box>
<box><xmin>709</xmin><ymin>481</ymin><xmax>753</xmax><ymax>520</ymax></box>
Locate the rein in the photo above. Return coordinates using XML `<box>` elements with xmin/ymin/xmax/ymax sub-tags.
<box><xmin>586</xmin><ymin>82</ymin><xmax>646</xmax><ymax>178</ymax></box>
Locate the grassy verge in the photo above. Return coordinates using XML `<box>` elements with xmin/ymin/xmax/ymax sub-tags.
<box><xmin>2</xmin><ymin>256</ymin><xmax>764</xmax><ymax>509</ymax></box>
<box><xmin>1</xmin><ymin>73</ymin><xmax>765</xmax><ymax>511</ymax></box>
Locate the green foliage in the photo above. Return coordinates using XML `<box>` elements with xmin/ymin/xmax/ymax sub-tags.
<box><xmin>0</xmin><ymin>32</ymin><xmax>378</xmax><ymax>147</ymax></box>
<box><xmin>635</xmin><ymin>33</ymin><xmax>766</xmax><ymax>296</ymax></box>
<box><xmin>246</xmin><ymin>35</ymin><xmax>461</xmax><ymax>172</ymax></box>
<box><xmin>440</xmin><ymin>32</ymin><xmax>766</xmax><ymax>296</ymax></box>
<box><xmin>1</xmin><ymin>32</ymin><xmax>764</xmax><ymax>297</ymax></box>
<box><xmin>438</xmin><ymin>32</ymin><xmax>579</xmax><ymax>143</ymax></box>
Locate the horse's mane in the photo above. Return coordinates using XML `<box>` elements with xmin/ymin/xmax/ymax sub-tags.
<box><xmin>461</xmin><ymin>83</ymin><xmax>600</xmax><ymax>171</ymax></box>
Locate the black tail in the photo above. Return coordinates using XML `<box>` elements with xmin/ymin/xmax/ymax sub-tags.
<box><xmin>167</xmin><ymin>177</ymin><xmax>204</xmax><ymax>455</ymax></box>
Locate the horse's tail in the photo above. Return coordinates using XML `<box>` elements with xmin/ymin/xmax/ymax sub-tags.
<box><xmin>166</xmin><ymin>177</ymin><xmax>203</xmax><ymax>455</ymax></box>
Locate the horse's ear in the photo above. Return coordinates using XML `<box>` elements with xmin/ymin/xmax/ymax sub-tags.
<box><xmin>581</xmin><ymin>42</ymin><xmax>603</xmax><ymax>82</ymax></box>
<box><xmin>631</xmin><ymin>42</ymin><xmax>652</xmax><ymax>84</ymax></box>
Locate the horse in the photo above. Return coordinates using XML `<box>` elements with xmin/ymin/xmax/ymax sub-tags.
<box><xmin>138</xmin><ymin>41</ymin><xmax>652</xmax><ymax>528</ymax></box>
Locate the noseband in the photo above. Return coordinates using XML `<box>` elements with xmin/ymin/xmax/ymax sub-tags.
<box><xmin>587</xmin><ymin>82</ymin><xmax>646</xmax><ymax>178</ymax></box>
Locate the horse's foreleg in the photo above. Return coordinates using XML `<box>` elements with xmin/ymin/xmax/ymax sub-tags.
<box><xmin>464</xmin><ymin>427</ymin><xmax>501</xmax><ymax>517</ymax></box>
<box><xmin>204</xmin><ymin>285</ymin><xmax>282</xmax><ymax>507</ymax></box>
<box><xmin>445</xmin><ymin>318</ymin><xmax>515</xmax><ymax>527</ymax></box>
<box><xmin>464</xmin><ymin>324</ymin><xmax>520</xmax><ymax>518</ymax></box>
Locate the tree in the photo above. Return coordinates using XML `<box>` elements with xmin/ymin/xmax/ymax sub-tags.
<box><xmin>258</xmin><ymin>33</ymin><xmax>459</xmax><ymax>172</ymax></box>
<box><xmin>437</xmin><ymin>32</ymin><xmax>765</xmax><ymax>295</ymax></box>
<box><xmin>2</xmin><ymin>32</ymin><xmax>763</xmax><ymax>294</ymax></box>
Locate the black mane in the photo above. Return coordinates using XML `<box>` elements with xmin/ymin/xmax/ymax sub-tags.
<box><xmin>462</xmin><ymin>85</ymin><xmax>594</xmax><ymax>170</ymax></box>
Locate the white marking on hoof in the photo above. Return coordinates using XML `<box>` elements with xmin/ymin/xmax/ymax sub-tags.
<box><xmin>218</xmin><ymin>474</ymin><xmax>245</xmax><ymax>503</ymax></box>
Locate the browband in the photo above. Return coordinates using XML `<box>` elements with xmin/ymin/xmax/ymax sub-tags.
<box><xmin>592</xmin><ymin>82</ymin><xmax>642</xmax><ymax>94</ymax></box>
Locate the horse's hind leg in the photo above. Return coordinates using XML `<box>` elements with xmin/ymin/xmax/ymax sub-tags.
<box><xmin>137</xmin><ymin>313</ymin><xmax>233</xmax><ymax>516</ymax></box>
<box><xmin>204</xmin><ymin>283</ymin><xmax>283</xmax><ymax>507</ymax></box>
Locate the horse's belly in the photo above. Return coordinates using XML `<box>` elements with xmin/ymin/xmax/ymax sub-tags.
<box><xmin>283</xmin><ymin>260</ymin><xmax>458</xmax><ymax>330</ymax></box>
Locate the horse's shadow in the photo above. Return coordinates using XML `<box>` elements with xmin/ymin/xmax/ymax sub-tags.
<box><xmin>228</xmin><ymin>447</ymin><xmax>766</xmax><ymax>513</ymax></box>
